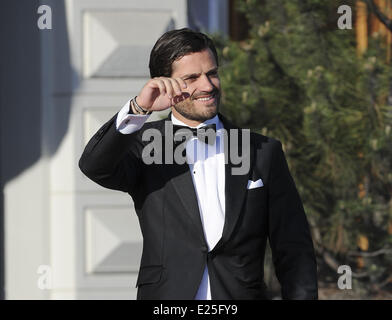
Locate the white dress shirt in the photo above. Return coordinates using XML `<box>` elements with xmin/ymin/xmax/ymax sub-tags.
<box><xmin>116</xmin><ymin>100</ymin><xmax>226</xmax><ymax>300</ymax></box>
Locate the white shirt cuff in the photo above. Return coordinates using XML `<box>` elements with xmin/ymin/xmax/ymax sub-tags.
<box><xmin>116</xmin><ymin>99</ymin><xmax>150</xmax><ymax>134</ymax></box>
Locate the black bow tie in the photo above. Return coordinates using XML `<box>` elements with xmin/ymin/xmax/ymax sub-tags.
<box><xmin>173</xmin><ymin>123</ymin><xmax>217</xmax><ymax>145</ymax></box>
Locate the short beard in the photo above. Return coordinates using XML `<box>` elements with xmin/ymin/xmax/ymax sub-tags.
<box><xmin>173</xmin><ymin>92</ymin><xmax>220</xmax><ymax>122</ymax></box>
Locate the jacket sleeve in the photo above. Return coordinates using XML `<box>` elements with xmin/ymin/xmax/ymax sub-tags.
<box><xmin>78</xmin><ymin>113</ymin><xmax>143</xmax><ymax>195</ymax></box>
<box><xmin>267</xmin><ymin>140</ymin><xmax>318</xmax><ymax>299</ymax></box>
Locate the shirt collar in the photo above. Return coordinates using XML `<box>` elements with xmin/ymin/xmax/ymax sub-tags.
<box><xmin>171</xmin><ymin>113</ymin><xmax>223</xmax><ymax>130</ymax></box>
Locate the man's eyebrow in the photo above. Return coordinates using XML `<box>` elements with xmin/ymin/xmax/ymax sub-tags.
<box><xmin>181</xmin><ymin>73</ymin><xmax>200</xmax><ymax>79</ymax></box>
<box><xmin>180</xmin><ymin>67</ymin><xmax>219</xmax><ymax>79</ymax></box>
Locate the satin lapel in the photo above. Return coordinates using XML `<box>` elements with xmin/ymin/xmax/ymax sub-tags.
<box><xmin>213</xmin><ymin>113</ymin><xmax>255</xmax><ymax>252</ymax></box>
<box><xmin>166</xmin><ymin>163</ymin><xmax>206</xmax><ymax>245</ymax></box>
<box><xmin>160</xmin><ymin>115</ymin><xmax>207</xmax><ymax>246</ymax></box>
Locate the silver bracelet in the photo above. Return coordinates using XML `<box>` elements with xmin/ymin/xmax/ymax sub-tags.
<box><xmin>132</xmin><ymin>96</ymin><xmax>151</xmax><ymax>114</ymax></box>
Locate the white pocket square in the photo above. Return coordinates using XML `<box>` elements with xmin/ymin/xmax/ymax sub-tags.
<box><xmin>247</xmin><ymin>178</ymin><xmax>264</xmax><ymax>189</ymax></box>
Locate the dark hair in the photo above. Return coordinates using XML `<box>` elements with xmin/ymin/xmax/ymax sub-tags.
<box><xmin>148</xmin><ymin>28</ymin><xmax>219</xmax><ymax>78</ymax></box>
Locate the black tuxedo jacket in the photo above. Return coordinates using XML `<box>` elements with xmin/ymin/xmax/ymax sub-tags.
<box><xmin>79</xmin><ymin>112</ymin><xmax>318</xmax><ymax>300</ymax></box>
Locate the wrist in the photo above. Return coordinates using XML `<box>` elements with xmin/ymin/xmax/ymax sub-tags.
<box><xmin>129</xmin><ymin>100</ymin><xmax>137</xmax><ymax>114</ymax></box>
<box><xmin>133</xmin><ymin>96</ymin><xmax>151</xmax><ymax>115</ymax></box>
<box><xmin>130</xmin><ymin>100</ymin><xmax>144</xmax><ymax>115</ymax></box>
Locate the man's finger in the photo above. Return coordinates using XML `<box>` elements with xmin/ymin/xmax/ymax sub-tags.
<box><xmin>176</xmin><ymin>77</ymin><xmax>187</xmax><ymax>89</ymax></box>
<box><xmin>160</xmin><ymin>78</ymin><xmax>174</xmax><ymax>99</ymax></box>
<box><xmin>169</xmin><ymin>78</ymin><xmax>183</xmax><ymax>97</ymax></box>
<box><xmin>152</xmin><ymin>79</ymin><xmax>166</xmax><ymax>96</ymax></box>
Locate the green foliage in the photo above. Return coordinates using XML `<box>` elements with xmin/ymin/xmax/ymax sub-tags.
<box><xmin>213</xmin><ymin>0</ymin><xmax>392</xmax><ymax>293</ymax></box>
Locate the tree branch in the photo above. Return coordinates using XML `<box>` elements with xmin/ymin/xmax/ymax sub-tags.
<box><xmin>347</xmin><ymin>247</ymin><xmax>392</xmax><ymax>257</ymax></box>
<box><xmin>363</xmin><ymin>0</ymin><xmax>392</xmax><ymax>32</ymax></box>
<box><xmin>308</xmin><ymin>218</ymin><xmax>369</xmax><ymax>278</ymax></box>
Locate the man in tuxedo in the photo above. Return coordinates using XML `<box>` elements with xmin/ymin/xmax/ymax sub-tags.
<box><xmin>79</xmin><ymin>28</ymin><xmax>318</xmax><ymax>300</ymax></box>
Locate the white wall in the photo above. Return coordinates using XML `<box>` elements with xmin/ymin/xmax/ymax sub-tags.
<box><xmin>3</xmin><ymin>0</ymin><xmax>187</xmax><ymax>299</ymax></box>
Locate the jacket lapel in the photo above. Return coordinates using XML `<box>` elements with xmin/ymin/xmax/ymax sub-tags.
<box><xmin>213</xmin><ymin>113</ymin><xmax>254</xmax><ymax>252</ymax></box>
<box><xmin>166</xmin><ymin>163</ymin><xmax>207</xmax><ymax>245</ymax></box>
<box><xmin>160</xmin><ymin>112</ymin><xmax>207</xmax><ymax>246</ymax></box>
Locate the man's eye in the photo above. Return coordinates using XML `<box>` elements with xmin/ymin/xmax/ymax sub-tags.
<box><xmin>185</xmin><ymin>77</ymin><xmax>197</xmax><ymax>82</ymax></box>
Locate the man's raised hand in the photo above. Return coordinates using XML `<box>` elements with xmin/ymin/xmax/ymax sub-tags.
<box><xmin>135</xmin><ymin>77</ymin><xmax>188</xmax><ymax>112</ymax></box>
